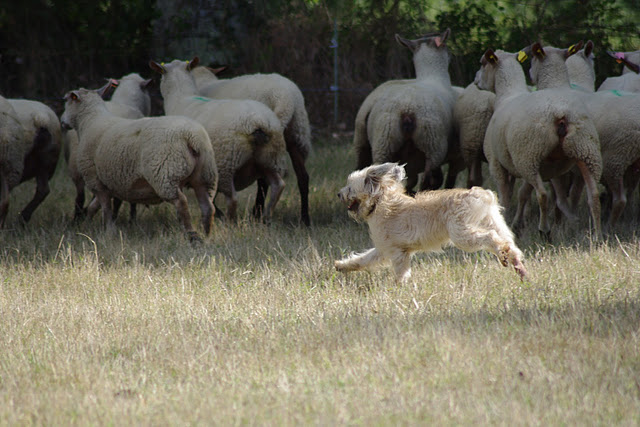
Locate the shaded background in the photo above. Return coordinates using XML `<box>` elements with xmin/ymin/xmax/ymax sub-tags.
<box><xmin>1</xmin><ymin>0</ymin><xmax>638</xmax><ymax>130</ymax></box>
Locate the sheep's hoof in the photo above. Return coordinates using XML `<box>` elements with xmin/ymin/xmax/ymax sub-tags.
<box><xmin>187</xmin><ymin>231</ymin><xmax>203</xmax><ymax>244</ymax></box>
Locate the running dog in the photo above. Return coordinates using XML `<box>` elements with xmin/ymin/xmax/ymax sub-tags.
<box><xmin>335</xmin><ymin>163</ymin><xmax>528</xmax><ymax>282</ymax></box>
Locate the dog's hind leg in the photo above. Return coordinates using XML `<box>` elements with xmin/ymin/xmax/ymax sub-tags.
<box><xmin>335</xmin><ymin>248</ymin><xmax>384</xmax><ymax>273</ymax></box>
<box><xmin>449</xmin><ymin>225</ymin><xmax>527</xmax><ymax>280</ymax></box>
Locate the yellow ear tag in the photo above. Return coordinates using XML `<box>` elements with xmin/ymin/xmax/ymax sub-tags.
<box><xmin>517</xmin><ymin>51</ymin><xmax>528</xmax><ymax>63</ymax></box>
<box><xmin>186</xmin><ymin>60</ymin><xmax>190</xmax><ymax>64</ymax></box>
<box><xmin>536</xmin><ymin>48</ymin><xmax>545</xmax><ymax>57</ymax></box>
<box><xmin>161</xmin><ymin>62</ymin><xmax>165</xmax><ymax>66</ymax></box>
<box><xmin>489</xmin><ymin>54</ymin><xmax>496</xmax><ymax>62</ymax></box>
<box><xmin>568</xmin><ymin>44</ymin><xmax>576</xmax><ymax>54</ymax></box>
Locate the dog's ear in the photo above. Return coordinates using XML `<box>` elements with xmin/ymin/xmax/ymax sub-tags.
<box><xmin>390</xmin><ymin>164</ymin><xmax>406</xmax><ymax>183</ymax></box>
<box><xmin>364</xmin><ymin>163</ymin><xmax>402</xmax><ymax>194</ymax></box>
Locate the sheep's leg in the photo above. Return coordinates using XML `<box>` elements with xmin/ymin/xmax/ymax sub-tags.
<box><xmin>173</xmin><ymin>189</ymin><xmax>200</xmax><ymax>242</ymax></box>
<box><xmin>112</xmin><ymin>198</ymin><xmax>136</xmax><ymax>223</ymax></box>
<box><xmin>529</xmin><ymin>174</ymin><xmax>551</xmax><ymax>236</ymax></box>
<box><xmin>252</xmin><ymin>178</ymin><xmax>268</xmax><ymax>220</ymax></box>
<box><xmin>490</xmin><ymin>162</ymin><xmax>514</xmax><ymax>214</ymax></box>
<box><xmin>193</xmin><ymin>185</ymin><xmax>215</xmax><ymax>236</ymax></box>
<box><xmin>568</xmin><ymin>172</ymin><xmax>585</xmax><ymax>210</ymax></box>
<box><xmin>86</xmin><ymin>196</ymin><xmax>101</xmax><ymax>220</ymax></box>
<box><xmin>19</xmin><ymin>173</ymin><xmax>50</xmax><ymax>223</ymax></box>
<box><xmin>0</xmin><ymin>174</ymin><xmax>9</xmax><ymax>228</ymax></box>
<box><xmin>512</xmin><ymin>181</ymin><xmax>533</xmax><ymax>232</ymax></box>
<box><xmin>96</xmin><ymin>191</ymin><xmax>115</xmax><ymax>232</ymax></box>
<box><xmin>262</xmin><ymin>170</ymin><xmax>285</xmax><ymax>224</ymax></box>
<box><xmin>605</xmin><ymin>175</ymin><xmax>625</xmax><ymax>229</ymax></box>
<box><xmin>576</xmin><ymin>160</ymin><xmax>602</xmax><ymax>237</ymax></box>
<box><xmin>550</xmin><ymin>177</ymin><xmax>578</xmax><ymax>222</ymax></box>
<box><xmin>128</xmin><ymin>203</ymin><xmax>137</xmax><ymax>224</ymax></box>
<box><xmin>467</xmin><ymin>158</ymin><xmax>483</xmax><ymax>188</ymax></box>
<box><xmin>288</xmin><ymin>144</ymin><xmax>310</xmax><ymax>226</ymax></box>
<box><xmin>225</xmin><ymin>183</ymin><xmax>238</xmax><ymax>221</ymax></box>
<box><xmin>335</xmin><ymin>248</ymin><xmax>384</xmax><ymax>273</ymax></box>
<box><xmin>420</xmin><ymin>163</ymin><xmax>444</xmax><ymax>191</ymax></box>
<box><xmin>73</xmin><ymin>177</ymin><xmax>86</xmax><ymax>220</ymax></box>
<box><xmin>444</xmin><ymin>159</ymin><xmax>464</xmax><ymax>189</ymax></box>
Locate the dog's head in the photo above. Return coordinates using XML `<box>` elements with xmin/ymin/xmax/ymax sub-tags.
<box><xmin>338</xmin><ymin>163</ymin><xmax>406</xmax><ymax>221</ymax></box>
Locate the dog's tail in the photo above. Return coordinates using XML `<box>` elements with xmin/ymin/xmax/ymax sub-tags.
<box><xmin>469</xmin><ymin>186</ymin><xmax>515</xmax><ymax>240</ymax></box>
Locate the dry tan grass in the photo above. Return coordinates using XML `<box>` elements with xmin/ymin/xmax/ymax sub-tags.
<box><xmin>1</xmin><ymin>136</ymin><xmax>639</xmax><ymax>425</ymax></box>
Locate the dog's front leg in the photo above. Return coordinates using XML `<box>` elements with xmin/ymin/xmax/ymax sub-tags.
<box><xmin>390</xmin><ymin>251</ymin><xmax>412</xmax><ymax>283</ymax></box>
<box><xmin>335</xmin><ymin>248</ymin><xmax>383</xmax><ymax>273</ymax></box>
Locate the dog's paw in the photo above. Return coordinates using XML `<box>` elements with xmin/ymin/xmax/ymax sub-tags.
<box><xmin>498</xmin><ymin>245</ymin><xmax>510</xmax><ymax>267</ymax></box>
<box><xmin>334</xmin><ymin>259</ymin><xmax>347</xmax><ymax>272</ymax></box>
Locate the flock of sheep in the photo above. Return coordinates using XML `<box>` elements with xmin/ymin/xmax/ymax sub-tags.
<box><xmin>1</xmin><ymin>28</ymin><xmax>639</xmax><ymax>242</ymax></box>
<box><xmin>0</xmin><ymin>57</ymin><xmax>312</xmax><ymax>240</ymax></box>
<box><xmin>355</xmin><ymin>29</ymin><xmax>640</xmax><ymax>239</ymax></box>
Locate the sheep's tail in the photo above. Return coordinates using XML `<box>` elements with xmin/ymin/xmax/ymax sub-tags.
<box><xmin>400</xmin><ymin>112</ymin><xmax>416</xmax><ymax>141</ymax></box>
<box><xmin>556</xmin><ymin>116</ymin><xmax>568</xmax><ymax>143</ymax></box>
<box><xmin>250</xmin><ymin>128</ymin><xmax>270</xmax><ymax>145</ymax></box>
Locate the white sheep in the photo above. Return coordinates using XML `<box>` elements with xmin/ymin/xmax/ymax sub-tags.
<box><xmin>2</xmin><ymin>96</ymin><xmax>62</xmax><ymax>227</ymax></box>
<box><xmin>597</xmin><ymin>51</ymin><xmax>640</xmax><ymax>93</ymax></box>
<box><xmin>558</xmin><ymin>45</ymin><xmax>640</xmax><ymax>226</ymax></box>
<box><xmin>191</xmin><ymin>65</ymin><xmax>312</xmax><ymax>226</ymax></box>
<box><xmin>452</xmin><ymin>81</ymin><xmax>495</xmax><ymax>188</ymax></box>
<box><xmin>0</xmin><ymin>95</ymin><xmax>27</xmax><ymax>228</ymax></box>
<box><xmin>61</xmin><ymin>88</ymin><xmax>217</xmax><ymax>241</ymax></box>
<box><xmin>150</xmin><ymin>58</ymin><xmax>288</xmax><ymax>223</ymax></box>
<box><xmin>565</xmin><ymin>40</ymin><xmax>596</xmax><ymax>92</ymax></box>
<box><xmin>353</xmin><ymin>29</ymin><xmax>457</xmax><ymax>191</ymax></box>
<box><xmin>476</xmin><ymin>48</ymin><xmax>602</xmax><ymax>237</ymax></box>
<box><xmin>64</xmin><ymin>75</ymin><xmax>152</xmax><ymax>220</ymax></box>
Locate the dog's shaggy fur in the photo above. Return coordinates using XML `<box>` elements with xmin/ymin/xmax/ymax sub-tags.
<box><xmin>335</xmin><ymin>163</ymin><xmax>528</xmax><ymax>282</ymax></box>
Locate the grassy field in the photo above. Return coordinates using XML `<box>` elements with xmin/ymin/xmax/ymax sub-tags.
<box><xmin>1</xmin><ymin>134</ymin><xmax>639</xmax><ymax>425</ymax></box>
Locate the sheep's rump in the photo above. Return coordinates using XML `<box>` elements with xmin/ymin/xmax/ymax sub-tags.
<box><xmin>84</xmin><ymin>117</ymin><xmax>215</xmax><ymax>204</ymax></box>
<box><xmin>367</xmin><ymin>80</ymin><xmax>454</xmax><ymax>170</ymax></box>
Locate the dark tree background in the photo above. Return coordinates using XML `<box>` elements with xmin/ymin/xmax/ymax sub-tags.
<box><xmin>0</xmin><ymin>0</ymin><xmax>638</xmax><ymax>129</ymax></box>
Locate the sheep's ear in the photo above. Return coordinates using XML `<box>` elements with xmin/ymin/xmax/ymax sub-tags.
<box><xmin>583</xmin><ymin>40</ymin><xmax>594</xmax><ymax>58</ymax></box>
<box><xmin>624</xmin><ymin>59</ymin><xmax>640</xmax><ymax>74</ymax></box>
<box><xmin>532</xmin><ymin>42</ymin><xmax>546</xmax><ymax>59</ymax></box>
<box><xmin>149</xmin><ymin>60</ymin><xmax>166</xmax><ymax>75</ymax></box>
<box><xmin>96</xmin><ymin>79</ymin><xmax>118</xmax><ymax>99</ymax></box>
<box><xmin>395</xmin><ymin>34</ymin><xmax>418</xmax><ymax>52</ymax></box>
<box><xmin>141</xmin><ymin>78</ymin><xmax>153</xmax><ymax>91</ymax></box>
<box><xmin>187</xmin><ymin>57</ymin><xmax>200</xmax><ymax>71</ymax></box>
<box><xmin>65</xmin><ymin>90</ymin><xmax>81</xmax><ymax>102</ymax></box>
<box><xmin>208</xmin><ymin>66</ymin><xmax>228</xmax><ymax>75</ymax></box>
<box><xmin>482</xmin><ymin>49</ymin><xmax>499</xmax><ymax>66</ymax></box>
<box><xmin>433</xmin><ymin>28</ymin><xmax>450</xmax><ymax>48</ymax></box>
<box><xmin>566</xmin><ymin>40</ymin><xmax>584</xmax><ymax>58</ymax></box>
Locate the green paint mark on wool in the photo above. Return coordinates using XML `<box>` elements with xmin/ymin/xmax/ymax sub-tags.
<box><xmin>192</xmin><ymin>96</ymin><xmax>211</xmax><ymax>102</ymax></box>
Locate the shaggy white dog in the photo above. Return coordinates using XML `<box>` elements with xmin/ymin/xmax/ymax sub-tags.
<box><xmin>335</xmin><ymin>163</ymin><xmax>528</xmax><ymax>282</ymax></box>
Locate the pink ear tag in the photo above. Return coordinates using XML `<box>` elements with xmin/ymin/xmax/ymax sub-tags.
<box><xmin>614</xmin><ymin>52</ymin><xmax>625</xmax><ymax>64</ymax></box>
<box><xmin>434</xmin><ymin>37</ymin><xmax>442</xmax><ymax>47</ymax></box>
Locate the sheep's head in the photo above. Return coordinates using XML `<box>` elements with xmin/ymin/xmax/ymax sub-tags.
<box><xmin>338</xmin><ymin>163</ymin><xmax>406</xmax><ymax>222</ymax></box>
<box><xmin>395</xmin><ymin>29</ymin><xmax>451</xmax><ymax>78</ymax></box>
<box><xmin>475</xmin><ymin>49</ymin><xmax>499</xmax><ymax>91</ymax></box>
<box><xmin>60</xmin><ymin>85</ymin><xmax>113</xmax><ymax>130</ymax></box>
<box><xmin>526</xmin><ymin>41</ymin><xmax>583</xmax><ymax>85</ymax></box>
